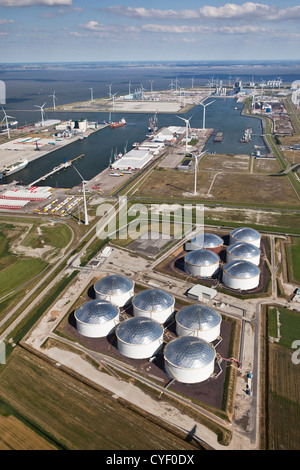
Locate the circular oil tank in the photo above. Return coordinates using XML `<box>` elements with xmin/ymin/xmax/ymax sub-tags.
<box><xmin>116</xmin><ymin>316</ymin><xmax>164</xmax><ymax>359</ymax></box>
<box><xmin>184</xmin><ymin>249</ymin><xmax>219</xmax><ymax>278</ymax></box>
<box><xmin>75</xmin><ymin>299</ymin><xmax>119</xmax><ymax>338</ymax></box>
<box><xmin>132</xmin><ymin>288</ymin><xmax>175</xmax><ymax>324</ymax></box>
<box><xmin>227</xmin><ymin>242</ymin><xmax>260</xmax><ymax>266</ymax></box>
<box><xmin>187</xmin><ymin>233</ymin><xmax>224</xmax><ymax>254</ymax></box>
<box><xmin>229</xmin><ymin>227</ymin><xmax>261</xmax><ymax>248</ymax></box>
<box><xmin>94</xmin><ymin>274</ymin><xmax>134</xmax><ymax>307</ymax></box>
<box><xmin>175</xmin><ymin>304</ymin><xmax>221</xmax><ymax>342</ymax></box>
<box><xmin>164</xmin><ymin>336</ymin><xmax>216</xmax><ymax>384</ymax></box>
<box><xmin>223</xmin><ymin>260</ymin><xmax>260</xmax><ymax>290</ymax></box>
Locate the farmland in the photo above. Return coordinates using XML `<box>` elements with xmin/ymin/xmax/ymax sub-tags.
<box><xmin>0</xmin><ymin>348</ymin><xmax>203</xmax><ymax>451</ymax></box>
<box><xmin>265</xmin><ymin>307</ymin><xmax>300</xmax><ymax>450</ymax></box>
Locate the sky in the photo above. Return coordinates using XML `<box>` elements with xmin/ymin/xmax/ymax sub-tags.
<box><xmin>0</xmin><ymin>0</ymin><xmax>300</xmax><ymax>63</ymax></box>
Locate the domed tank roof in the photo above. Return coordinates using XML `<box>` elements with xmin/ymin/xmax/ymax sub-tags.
<box><xmin>224</xmin><ymin>260</ymin><xmax>260</xmax><ymax>279</ymax></box>
<box><xmin>227</xmin><ymin>242</ymin><xmax>260</xmax><ymax>259</ymax></box>
<box><xmin>176</xmin><ymin>305</ymin><xmax>221</xmax><ymax>331</ymax></box>
<box><xmin>75</xmin><ymin>300</ymin><xmax>119</xmax><ymax>325</ymax></box>
<box><xmin>185</xmin><ymin>248</ymin><xmax>219</xmax><ymax>266</ymax></box>
<box><xmin>191</xmin><ymin>233</ymin><xmax>223</xmax><ymax>249</ymax></box>
<box><xmin>230</xmin><ymin>227</ymin><xmax>260</xmax><ymax>243</ymax></box>
<box><xmin>95</xmin><ymin>275</ymin><xmax>134</xmax><ymax>295</ymax></box>
<box><xmin>116</xmin><ymin>317</ymin><xmax>164</xmax><ymax>345</ymax></box>
<box><xmin>132</xmin><ymin>289</ymin><xmax>174</xmax><ymax>313</ymax></box>
<box><xmin>164</xmin><ymin>336</ymin><xmax>215</xmax><ymax>369</ymax></box>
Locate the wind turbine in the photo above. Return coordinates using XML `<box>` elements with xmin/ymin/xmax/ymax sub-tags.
<box><xmin>176</xmin><ymin>115</ymin><xmax>192</xmax><ymax>151</ymax></box>
<box><xmin>128</xmin><ymin>81</ymin><xmax>131</xmax><ymax>95</ymax></box>
<box><xmin>149</xmin><ymin>80</ymin><xmax>155</xmax><ymax>92</ymax></box>
<box><xmin>49</xmin><ymin>90</ymin><xmax>57</xmax><ymax>110</ymax></box>
<box><xmin>1</xmin><ymin>107</ymin><xmax>16</xmax><ymax>139</ymax></box>
<box><xmin>72</xmin><ymin>164</ymin><xmax>89</xmax><ymax>226</ymax></box>
<box><xmin>192</xmin><ymin>151</ymin><xmax>207</xmax><ymax>195</ymax></box>
<box><xmin>140</xmin><ymin>84</ymin><xmax>147</xmax><ymax>100</ymax></box>
<box><xmin>169</xmin><ymin>79</ymin><xmax>175</xmax><ymax>92</ymax></box>
<box><xmin>34</xmin><ymin>101</ymin><xmax>46</xmax><ymax>127</ymax></box>
<box><xmin>191</xmin><ymin>77</ymin><xmax>194</xmax><ymax>89</ymax></box>
<box><xmin>89</xmin><ymin>87</ymin><xmax>94</xmax><ymax>102</ymax></box>
<box><xmin>111</xmin><ymin>92</ymin><xmax>118</xmax><ymax>110</ymax></box>
<box><xmin>200</xmin><ymin>100</ymin><xmax>215</xmax><ymax>130</ymax></box>
<box><xmin>107</xmin><ymin>83</ymin><xmax>112</xmax><ymax>98</ymax></box>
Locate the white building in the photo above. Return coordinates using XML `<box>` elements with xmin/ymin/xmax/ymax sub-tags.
<box><xmin>175</xmin><ymin>304</ymin><xmax>222</xmax><ymax>342</ymax></box>
<box><xmin>223</xmin><ymin>260</ymin><xmax>260</xmax><ymax>290</ymax></box>
<box><xmin>227</xmin><ymin>242</ymin><xmax>261</xmax><ymax>266</ymax></box>
<box><xmin>164</xmin><ymin>336</ymin><xmax>216</xmax><ymax>384</ymax></box>
<box><xmin>187</xmin><ymin>285</ymin><xmax>217</xmax><ymax>302</ymax></box>
<box><xmin>75</xmin><ymin>299</ymin><xmax>120</xmax><ymax>338</ymax></box>
<box><xmin>184</xmin><ymin>249</ymin><xmax>220</xmax><ymax>278</ymax></box>
<box><xmin>116</xmin><ymin>316</ymin><xmax>164</xmax><ymax>359</ymax></box>
<box><xmin>229</xmin><ymin>227</ymin><xmax>261</xmax><ymax>248</ymax></box>
<box><xmin>111</xmin><ymin>149</ymin><xmax>153</xmax><ymax>170</ymax></box>
<box><xmin>132</xmin><ymin>288</ymin><xmax>175</xmax><ymax>324</ymax></box>
<box><xmin>94</xmin><ymin>274</ymin><xmax>134</xmax><ymax>307</ymax></box>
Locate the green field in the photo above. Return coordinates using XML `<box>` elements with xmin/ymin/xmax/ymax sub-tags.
<box><xmin>0</xmin><ymin>348</ymin><xmax>203</xmax><ymax>450</ymax></box>
<box><xmin>266</xmin><ymin>307</ymin><xmax>300</xmax><ymax>450</ymax></box>
<box><xmin>289</xmin><ymin>237</ymin><xmax>300</xmax><ymax>283</ymax></box>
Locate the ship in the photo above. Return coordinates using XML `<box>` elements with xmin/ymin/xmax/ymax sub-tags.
<box><xmin>110</xmin><ymin>118</ymin><xmax>126</xmax><ymax>129</ymax></box>
<box><xmin>240</xmin><ymin>126</ymin><xmax>252</xmax><ymax>143</ymax></box>
<box><xmin>0</xmin><ymin>158</ymin><xmax>28</xmax><ymax>178</ymax></box>
<box><xmin>213</xmin><ymin>131</ymin><xmax>223</xmax><ymax>142</ymax></box>
<box><xmin>148</xmin><ymin>112</ymin><xmax>158</xmax><ymax>133</ymax></box>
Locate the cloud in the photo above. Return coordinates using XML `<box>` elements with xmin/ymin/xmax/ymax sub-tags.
<box><xmin>107</xmin><ymin>3</ymin><xmax>300</xmax><ymax>23</ymax></box>
<box><xmin>0</xmin><ymin>18</ymin><xmax>14</xmax><ymax>23</ymax></box>
<box><xmin>0</xmin><ymin>0</ymin><xmax>72</xmax><ymax>6</ymax></box>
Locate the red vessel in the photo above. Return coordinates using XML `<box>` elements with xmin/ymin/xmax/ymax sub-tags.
<box><xmin>110</xmin><ymin>118</ymin><xmax>126</xmax><ymax>129</ymax></box>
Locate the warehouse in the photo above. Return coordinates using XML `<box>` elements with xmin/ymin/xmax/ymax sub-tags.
<box><xmin>223</xmin><ymin>260</ymin><xmax>260</xmax><ymax>290</ymax></box>
<box><xmin>0</xmin><ymin>186</ymin><xmax>52</xmax><ymax>202</ymax></box>
<box><xmin>75</xmin><ymin>299</ymin><xmax>119</xmax><ymax>338</ymax></box>
<box><xmin>229</xmin><ymin>227</ymin><xmax>261</xmax><ymax>248</ymax></box>
<box><xmin>184</xmin><ymin>249</ymin><xmax>220</xmax><ymax>278</ymax></box>
<box><xmin>116</xmin><ymin>316</ymin><xmax>164</xmax><ymax>359</ymax></box>
<box><xmin>94</xmin><ymin>274</ymin><xmax>134</xmax><ymax>307</ymax></box>
<box><xmin>132</xmin><ymin>288</ymin><xmax>175</xmax><ymax>324</ymax></box>
<box><xmin>111</xmin><ymin>149</ymin><xmax>153</xmax><ymax>170</ymax></box>
<box><xmin>185</xmin><ymin>233</ymin><xmax>224</xmax><ymax>254</ymax></box>
<box><xmin>164</xmin><ymin>336</ymin><xmax>216</xmax><ymax>384</ymax></box>
<box><xmin>175</xmin><ymin>304</ymin><xmax>222</xmax><ymax>342</ymax></box>
<box><xmin>0</xmin><ymin>199</ymin><xmax>29</xmax><ymax>210</ymax></box>
<box><xmin>227</xmin><ymin>242</ymin><xmax>261</xmax><ymax>266</ymax></box>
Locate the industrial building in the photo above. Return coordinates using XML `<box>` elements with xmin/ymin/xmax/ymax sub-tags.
<box><xmin>0</xmin><ymin>199</ymin><xmax>29</xmax><ymax>210</ymax></box>
<box><xmin>0</xmin><ymin>186</ymin><xmax>52</xmax><ymax>202</ymax></box>
<box><xmin>132</xmin><ymin>288</ymin><xmax>175</xmax><ymax>324</ymax></box>
<box><xmin>94</xmin><ymin>274</ymin><xmax>134</xmax><ymax>307</ymax></box>
<box><xmin>227</xmin><ymin>242</ymin><xmax>261</xmax><ymax>266</ymax></box>
<box><xmin>223</xmin><ymin>260</ymin><xmax>260</xmax><ymax>290</ymax></box>
<box><xmin>111</xmin><ymin>148</ymin><xmax>153</xmax><ymax>170</ymax></box>
<box><xmin>185</xmin><ymin>233</ymin><xmax>224</xmax><ymax>254</ymax></box>
<box><xmin>184</xmin><ymin>249</ymin><xmax>220</xmax><ymax>278</ymax></box>
<box><xmin>75</xmin><ymin>299</ymin><xmax>120</xmax><ymax>338</ymax></box>
<box><xmin>229</xmin><ymin>227</ymin><xmax>261</xmax><ymax>248</ymax></box>
<box><xmin>187</xmin><ymin>285</ymin><xmax>217</xmax><ymax>302</ymax></box>
<box><xmin>164</xmin><ymin>336</ymin><xmax>216</xmax><ymax>384</ymax></box>
<box><xmin>175</xmin><ymin>304</ymin><xmax>222</xmax><ymax>342</ymax></box>
<box><xmin>116</xmin><ymin>316</ymin><xmax>164</xmax><ymax>359</ymax></box>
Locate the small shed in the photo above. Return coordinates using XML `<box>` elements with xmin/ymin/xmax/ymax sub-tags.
<box><xmin>187</xmin><ymin>284</ymin><xmax>217</xmax><ymax>302</ymax></box>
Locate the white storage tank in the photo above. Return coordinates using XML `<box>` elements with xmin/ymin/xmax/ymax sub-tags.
<box><xmin>116</xmin><ymin>316</ymin><xmax>164</xmax><ymax>359</ymax></box>
<box><xmin>229</xmin><ymin>227</ymin><xmax>261</xmax><ymax>248</ymax></box>
<box><xmin>94</xmin><ymin>274</ymin><xmax>134</xmax><ymax>307</ymax></box>
<box><xmin>75</xmin><ymin>299</ymin><xmax>119</xmax><ymax>338</ymax></box>
<box><xmin>176</xmin><ymin>304</ymin><xmax>222</xmax><ymax>342</ymax></box>
<box><xmin>185</xmin><ymin>233</ymin><xmax>224</xmax><ymax>254</ymax></box>
<box><xmin>184</xmin><ymin>249</ymin><xmax>219</xmax><ymax>278</ymax></box>
<box><xmin>227</xmin><ymin>242</ymin><xmax>260</xmax><ymax>266</ymax></box>
<box><xmin>164</xmin><ymin>336</ymin><xmax>216</xmax><ymax>384</ymax></box>
<box><xmin>223</xmin><ymin>260</ymin><xmax>260</xmax><ymax>290</ymax></box>
<box><xmin>132</xmin><ymin>289</ymin><xmax>175</xmax><ymax>324</ymax></box>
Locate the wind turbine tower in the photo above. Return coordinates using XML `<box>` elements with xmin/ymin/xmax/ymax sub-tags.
<box><xmin>107</xmin><ymin>83</ymin><xmax>112</xmax><ymax>98</ymax></box>
<box><xmin>193</xmin><ymin>151</ymin><xmax>207</xmax><ymax>195</ymax></box>
<box><xmin>111</xmin><ymin>92</ymin><xmax>118</xmax><ymax>110</ymax></box>
<box><xmin>1</xmin><ymin>107</ymin><xmax>16</xmax><ymax>139</ymax></box>
<box><xmin>176</xmin><ymin>115</ymin><xmax>192</xmax><ymax>152</ymax></box>
<box><xmin>49</xmin><ymin>90</ymin><xmax>57</xmax><ymax>110</ymax></box>
<box><xmin>34</xmin><ymin>102</ymin><xmax>46</xmax><ymax>127</ymax></box>
<box><xmin>149</xmin><ymin>80</ymin><xmax>155</xmax><ymax>92</ymax></box>
<box><xmin>200</xmin><ymin>100</ymin><xmax>215</xmax><ymax>130</ymax></box>
<box><xmin>72</xmin><ymin>165</ymin><xmax>89</xmax><ymax>226</ymax></box>
<box><xmin>89</xmin><ymin>88</ymin><xmax>94</xmax><ymax>102</ymax></box>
